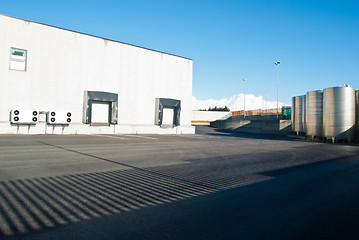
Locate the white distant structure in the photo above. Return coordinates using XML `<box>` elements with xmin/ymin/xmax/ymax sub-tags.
<box><xmin>0</xmin><ymin>14</ymin><xmax>194</xmax><ymax>134</ymax></box>
<box><xmin>191</xmin><ymin>110</ymin><xmax>231</xmax><ymax>124</ymax></box>
<box><xmin>192</xmin><ymin>95</ymin><xmax>285</xmax><ymax>112</ymax></box>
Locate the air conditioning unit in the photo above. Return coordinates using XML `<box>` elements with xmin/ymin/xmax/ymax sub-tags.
<box><xmin>10</xmin><ymin>109</ymin><xmax>38</xmax><ymax>124</ymax></box>
<box><xmin>46</xmin><ymin>111</ymin><xmax>72</xmax><ymax>125</ymax></box>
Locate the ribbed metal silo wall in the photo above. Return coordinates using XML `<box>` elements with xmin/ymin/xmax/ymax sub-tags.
<box><xmin>306</xmin><ymin>90</ymin><xmax>323</xmax><ymax>139</ymax></box>
<box><xmin>292</xmin><ymin>95</ymin><xmax>305</xmax><ymax>134</ymax></box>
<box><xmin>356</xmin><ymin>90</ymin><xmax>359</xmax><ymax>140</ymax></box>
<box><xmin>323</xmin><ymin>86</ymin><xmax>355</xmax><ymax>142</ymax></box>
<box><xmin>302</xmin><ymin>95</ymin><xmax>306</xmax><ymax>134</ymax></box>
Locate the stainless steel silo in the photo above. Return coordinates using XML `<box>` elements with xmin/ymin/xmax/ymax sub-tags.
<box><xmin>323</xmin><ymin>85</ymin><xmax>355</xmax><ymax>142</ymax></box>
<box><xmin>306</xmin><ymin>90</ymin><xmax>323</xmax><ymax>139</ymax></box>
<box><xmin>303</xmin><ymin>95</ymin><xmax>306</xmax><ymax>134</ymax></box>
<box><xmin>356</xmin><ymin>90</ymin><xmax>359</xmax><ymax>139</ymax></box>
<box><xmin>292</xmin><ymin>95</ymin><xmax>305</xmax><ymax>134</ymax></box>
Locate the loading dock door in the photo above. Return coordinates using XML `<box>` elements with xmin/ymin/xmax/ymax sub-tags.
<box><xmin>83</xmin><ymin>91</ymin><xmax>118</xmax><ymax>125</ymax></box>
<box><xmin>162</xmin><ymin>108</ymin><xmax>174</xmax><ymax>126</ymax></box>
<box><xmin>91</xmin><ymin>102</ymin><xmax>110</xmax><ymax>126</ymax></box>
<box><xmin>155</xmin><ymin>98</ymin><xmax>181</xmax><ymax>127</ymax></box>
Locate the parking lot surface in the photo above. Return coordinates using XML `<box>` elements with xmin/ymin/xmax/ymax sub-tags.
<box><xmin>1</xmin><ymin>126</ymin><xmax>359</xmax><ymax>239</ymax></box>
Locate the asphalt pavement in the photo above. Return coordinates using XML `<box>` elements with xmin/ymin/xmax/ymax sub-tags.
<box><xmin>1</xmin><ymin>126</ymin><xmax>359</xmax><ymax>239</ymax></box>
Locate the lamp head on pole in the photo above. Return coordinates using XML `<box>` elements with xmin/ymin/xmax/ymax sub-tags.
<box><xmin>275</xmin><ymin>61</ymin><xmax>280</xmax><ymax>65</ymax></box>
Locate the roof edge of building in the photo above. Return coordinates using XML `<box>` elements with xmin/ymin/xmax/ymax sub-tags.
<box><xmin>0</xmin><ymin>13</ymin><xmax>193</xmax><ymax>61</ymax></box>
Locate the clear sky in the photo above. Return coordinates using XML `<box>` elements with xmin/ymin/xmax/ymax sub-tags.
<box><xmin>2</xmin><ymin>0</ymin><xmax>358</xmax><ymax>109</ymax></box>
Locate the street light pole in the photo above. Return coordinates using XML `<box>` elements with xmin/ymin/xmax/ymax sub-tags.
<box><xmin>243</xmin><ymin>78</ymin><xmax>246</xmax><ymax>119</ymax></box>
<box><xmin>275</xmin><ymin>62</ymin><xmax>280</xmax><ymax>118</ymax></box>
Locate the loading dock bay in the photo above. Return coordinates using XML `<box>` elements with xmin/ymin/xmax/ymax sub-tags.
<box><xmin>1</xmin><ymin>126</ymin><xmax>359</xmax><ymax>239</ymax></box>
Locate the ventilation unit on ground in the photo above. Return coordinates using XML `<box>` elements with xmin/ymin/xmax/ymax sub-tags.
<box><xmin>10</xmin><ymin>109</ymin><xmax>38</xmax><ymax>125</ymax></box>
<box><xmin>46</xmin><ymin>111</ymin><xmax>72</xmax><ymax>125</ymax></box>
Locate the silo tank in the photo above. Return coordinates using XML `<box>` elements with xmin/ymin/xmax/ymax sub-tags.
<box><xmin>292</xmin><ymin>95</ymin><xmax>305</xmax><ymax>134</ymax></box>
<box><xmin>323</xmin><ymin>86</ymin><xmax>355</xmax><ymax>141</ymax></box>
<box><xmin>306</xmin><ymin>90</ymin><xmax>323</xmax><ymax>138</ymax></box>
<box><xmin>303</xmin><ymin>95</ymin><xmax>307</xmax><ymax>133</ymax></box>
<box><xmin>356</xmin><ymin>90</ymin><xmax>359</xmax><ymax>139</ymax></box>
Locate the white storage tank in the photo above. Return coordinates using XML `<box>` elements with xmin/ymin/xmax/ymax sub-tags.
<box><xmin>323</xmin><ymin>85</ymin><xmax>355</xmax><ymax>142</ymax></box>
<box><xmin>306</xmin><ymin>90</ymin><xmax>323</xmax><ymax>139</ymax></box>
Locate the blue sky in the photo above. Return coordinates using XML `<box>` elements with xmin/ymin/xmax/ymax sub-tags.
<box><xmin>2</xmin><ymin>0</ymin><xmax>358</xmax><ymax>109</ymax></box>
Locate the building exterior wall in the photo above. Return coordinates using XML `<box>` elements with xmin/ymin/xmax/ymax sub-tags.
<box><xmin>0</xmin><ymin>15</ymin><xmax>194</xmax><ymax>134</ymax></box>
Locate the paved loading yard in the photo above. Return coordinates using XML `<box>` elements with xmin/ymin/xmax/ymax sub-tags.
<box><xmin>0</xmin><ymin>126</ymin><xmax>359</xmax><ymax>240</ymax></box>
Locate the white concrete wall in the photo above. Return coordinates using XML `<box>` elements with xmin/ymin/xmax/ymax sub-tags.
<box><xmin>0</xmin><ymin>15</ymin><xmax>194</xmax><ymax>134</ymax></box>
<box><xmin>191</xmin><ymin>111</ymin><xmax>230</xmax><ymax>122</ymax></box>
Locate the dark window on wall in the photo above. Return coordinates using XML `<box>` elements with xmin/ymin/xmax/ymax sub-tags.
<box><xmin>10</xmin><ymin>48</ymin><xmax>27</xmax><ymax>71</ymax></box>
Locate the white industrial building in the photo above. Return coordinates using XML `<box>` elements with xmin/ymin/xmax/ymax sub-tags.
<box><xmin>0</xmin><ymin>14</ymin><xmax>194</xmax><ymax>134</ymax></box>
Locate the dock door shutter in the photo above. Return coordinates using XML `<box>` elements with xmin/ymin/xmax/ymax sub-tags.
<box><xmin>162</xmin><ymin>108</ymin><xmax>175</xmax><ymax>125</ymax></box>
<box><xmin>91</xmin><ymin>102</ymin><xmax>110</xmax><ymax>125</ymax></box>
